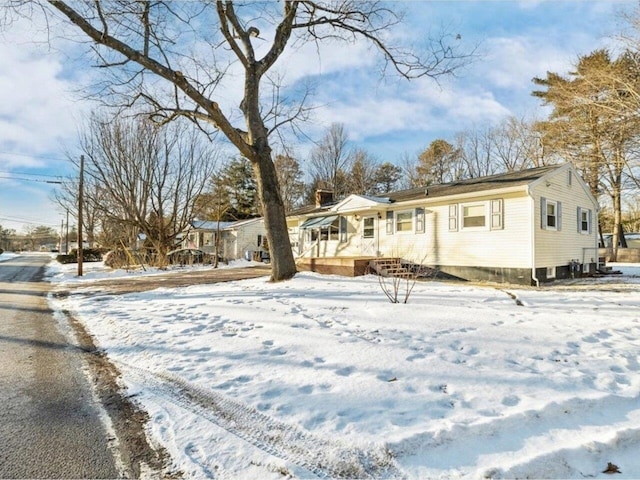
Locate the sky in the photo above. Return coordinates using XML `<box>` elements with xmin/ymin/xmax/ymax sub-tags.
<box><xmin>40</xmin><ymin>255</ymin><xmax>640</xmax><ymax>478</ymax></box>
<box><xmin>0</xmin><ymin>1</ymin><xmax>635</xmax><ymax>234</ymax></box>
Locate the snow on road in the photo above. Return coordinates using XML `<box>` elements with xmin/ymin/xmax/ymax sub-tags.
<box><xmin>47</xmin><ymin>261</ymin><xmax>640</xmax><ymax>479</ymax></box>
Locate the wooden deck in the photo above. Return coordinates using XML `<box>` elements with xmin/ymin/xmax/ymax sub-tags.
<box><xmin>296</xmin><ymin>256</ymin><xmax>378</xmax><ymax>277</ymax></box>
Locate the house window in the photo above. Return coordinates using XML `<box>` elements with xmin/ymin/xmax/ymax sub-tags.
<box><xmin>339</xmin><ymin>216</ymin><xmax>347</xmax><ymax>243</ymax></box>
<box><xmin>257</xmin><ymin>234</ymin><xmax>263</xmax><ymax>247</ymax></box>
<box><xmin>386</xmin><ymin>211</ymin><xmax>394</xmax><ymax>235</ymax></box>
<box><xmin>547</xmin><ymin>201</ymin><xmax>557</xmax><ymax>228</ymax></box>
<box><xmin>396</xmin><ymin>210</ymin><xmax>413</xmax><ymax>233</ymax></box>
<box><xmin>462</xmin><ymin>203</ymin><xmax>486</xmax><ymax>228</ymax></box>
<box><xmin>546</xmin><ymin>266</ymin><xmax>556</xmax><ymax>279</ymax></box>
<box><xmin>363</xmin><ymin>217</ymin><xmax>375</xmax><ymax>238</ymax></box>
<box><xmin>578</xmin><ymin>207</ymin><xmax>591</xmax><ymax>234</ymax></box>
<box><xmin>320</xmin><ymin>218</ymin><xmax>340</xmax><ymax>241</ymax></box>
<box><xmin>567</xmin><ymin>170</ymin><xmax>572</xmax><ymax>186</ymax></box>
<box><xmin>541</xmin><ymin>197</ymin><xmax>562</xmax><ymax>231</ymax></box>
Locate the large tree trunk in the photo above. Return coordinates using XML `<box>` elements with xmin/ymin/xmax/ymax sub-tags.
<box><xmin>611</xmin><ymin>183</ymin><xmax>622</xmax><ymax>262</ymax></box>
<box><xmin>252</xmin><ymin>149</ymin><xmax>297</xmax><ymax>281</ymax></box>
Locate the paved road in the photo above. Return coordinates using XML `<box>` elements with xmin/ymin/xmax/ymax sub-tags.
<box><xmin>0</xmin><ymin>254</ymin><xmax>119</xmax><ymax>478</ymax></box>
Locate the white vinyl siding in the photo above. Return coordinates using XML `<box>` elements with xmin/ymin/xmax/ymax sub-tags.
<box><xmin>534</xmin><ymin>167</ymin><xmax>597</xmax><ymax>268</ymax></box>
<box><xmin>380</xmin><ymin>194</ymin><xmax>531</xmax><ymax>269</ymax></box>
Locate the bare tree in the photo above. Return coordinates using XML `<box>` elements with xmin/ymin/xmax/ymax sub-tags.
<box><xmin>6</xmin><ymin>2</ymin><xmax>471</xmax><ymax>280</ymax></box>
<box><xmin>78</xmin><ymin>114</ymin><xmax>217</xmax><ymax>266</ymax></box>
<box><xmin>454</xmin><ymin>129</ymin><xmax>496</xmax><ymax>179</ymax></box>
<box><xmin>346</xmin><ymin>148</ymin><xmax>379</xmax><ymax>196</ymax></box>
<box><xmin>308</xmin><ymin>123</ymin><xmax>352</xmax><ymax>199</ymax></box>
<box><xmin>398</xmin><ymin>152</ymin><xmax>422</xmax><ymax>189</ymax></box>
<box><xmin>490</xmin><ymin>116</ymin><xmax>553</xmax><ymax>171</ymax></box>
<box><xmin>274</xmin><ymin>153</ymin><xmax>306</xmax><ymax>212</ymax></box>
<box><xmin>52</xmin><ymin>174</ymin><xmax>100</xmax><ymax>248</ymax></box>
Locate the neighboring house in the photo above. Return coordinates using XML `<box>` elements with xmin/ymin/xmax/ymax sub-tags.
<box><xmin>287</xmin><ymin>164</ymin><xmax>600</xmax><ymax>285</ymax></box>
<box><xmin>181</xmin><ymin>218</ymin><xmax>267</xmax><ymax>261</ymax></box>
<box><xmin>601</xmin><ymin>232</ymin><xmax>640</xmax><ymax>249</ymax></box>
<box><xmin>181</xmin><ymin>220</ymin><xmax>234</xmax><ymax>253</ymax></box>
<box><xmin>220</xmin><ymin>217</ymin><xmax>267</xmax><ymax>261</ymax></box>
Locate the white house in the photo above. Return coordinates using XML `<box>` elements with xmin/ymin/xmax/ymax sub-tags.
<box><xmin>220</xmin><ymin>217</ymin><xmax>268</xmax><ymax>261</ymax></box>
<box><xmin>181</xmin><ymin>220</ymin><xmax>234</xmax><ymax>252</ymax></box>
<box><xmin>181</xmin><ymin>218</ymin><xmax>267</xmax><ymax>261</ymax></box>
<box><xmin>288</xmin><ymin>164</ymin><xmax>600</xmax><ymax>285</ymax></box>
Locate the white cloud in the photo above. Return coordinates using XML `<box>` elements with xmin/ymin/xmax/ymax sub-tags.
<box><xmin>0</xmin><ymin>22</ymin><xmax>86</xmax><ymax>162</ymax></box>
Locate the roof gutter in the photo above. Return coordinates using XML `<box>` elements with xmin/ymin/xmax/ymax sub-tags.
<box><xmin>389</xmin><ymin>185</ymin><xmax>529</xmax><ymax>209</ymax></box>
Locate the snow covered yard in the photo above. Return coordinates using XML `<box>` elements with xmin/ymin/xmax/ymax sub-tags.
<box><xmin>48</xmin><ymin>262</ymin><xmax>640</xmax><ymax>479</ymax></box>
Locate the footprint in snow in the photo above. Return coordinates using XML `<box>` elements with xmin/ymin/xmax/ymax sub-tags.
<box><xmin>335</xmin><ymin>366</ymin><xmax>355</xmax><ymax>377</ymax></box>
<box><xmin>502</xmin><ymin>395</ymin><xmax>520</xmax><ymax>407</ymax></box>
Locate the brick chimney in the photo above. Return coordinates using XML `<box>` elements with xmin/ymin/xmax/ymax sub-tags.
<box><xmin>315</xmin><ymin>189</ymin><xmax>334</xmax><ymax>208</ymax></box>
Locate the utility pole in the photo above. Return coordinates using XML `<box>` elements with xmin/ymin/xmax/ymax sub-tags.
<box><xmin>65</xmin><ymin>209</ymin><xmax>69</xmax><ymax>254</ymax></box>
<box><xmin>60</xmin><ymin>220</ymin><xmax>64</xmax><ymax>253</ymax></box>
<box><xmin>77</xmin><ymin>155</ymin><xmax>84</xmax><ymax>277</ymax></box>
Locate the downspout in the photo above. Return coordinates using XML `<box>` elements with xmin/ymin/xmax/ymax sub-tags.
<box><xmin>529</xmin><ymin>186</ymin><xmax>540</xmax><ymax>287</ymax></box>
<box><xmin>595</xmin><ymin>203</ymin><xmax>601</xmax><ymax>271</ymax></box>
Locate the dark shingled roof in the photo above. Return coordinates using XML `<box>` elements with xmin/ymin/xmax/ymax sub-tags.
<box><xmin>381</xmin><ymin>165</ymin><xmax>563</xmax><ymax>203</ymax></box>
<box><xmin>287</xmin><ymin>165</ymin><xmax>564</xmax><ymax>215</ymax></box>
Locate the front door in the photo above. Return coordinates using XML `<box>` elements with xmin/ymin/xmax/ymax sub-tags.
<box><xmin>360</xmin><ymin>216</ymin><xmax>376</xmax><ymax>256</ymax></box>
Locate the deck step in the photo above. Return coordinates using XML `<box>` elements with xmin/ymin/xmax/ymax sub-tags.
<box><xmin>369</xmin><ymin>258</ymin><xmax>415</xmax><ymax>279</ymax></box>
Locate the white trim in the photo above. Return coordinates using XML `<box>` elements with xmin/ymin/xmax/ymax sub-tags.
<box><xmin>545</xmin><ymin>199</ymin><xmax>558</xmax><ymax>231</ymax></box>
<box><xmin>395</xmin><ymin>209</ymin><xmax>414</xmax><ymax>234</ymax></box>
<box><xmin>460</xmin><ymin>201</ymin><xmax>488</xmax><ymax>230</ymax></box>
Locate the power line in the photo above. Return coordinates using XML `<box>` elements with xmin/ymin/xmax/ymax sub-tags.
<box><xmin>0</xmin><ymin>175</ymin><xmax>62</xmax><ymax>184</ymax></box>
<box><xmin>0</xmin><ymin>170</ymin><xmax>64</xmax><ymax>179</ymax></box>
<box><xmin>0</xmin><ymin>150</ymin><xmax>71</xmax><ymax>163</ymax></box>
<box><xmin>0</xmin><ymin>217</ymin><xmax>61</xmax><ymax>227</ymax></box>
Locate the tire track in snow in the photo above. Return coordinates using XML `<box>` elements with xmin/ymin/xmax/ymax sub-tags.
<box><xmin>118</xmin><ymin>362</ymin><xmax>404</xmax><ymax>479</ymax></box>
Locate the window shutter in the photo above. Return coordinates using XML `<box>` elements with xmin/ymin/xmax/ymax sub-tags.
<box><xmin>386</xmin><ymin>211</ymin><xmax>394</xmax><ymax>235</ymax></box>
<box><xmin>415</xmin><ymin>208</ymin><xmax>425</xmax><ymax>233</ymax></box>
<box><xmin>588</xmin><ymin>209</ymin><xmax>592</xmax><ymax>234</ymax></box>
<box><xmin>577</xmin><ymin>207</ymin><xmax>582</xmax><ymax>233</ymax></box>
<box><xmin>448</xmin><ymin>204</ymin><xmax>458</xmax><ymax>231</ymax></box>
<box><xmin>339</xmin><ymin>216</ymin><xmax>347</xmax><ymax>243</ymax></box>
<box><xmin>540</xmin><ymin>197</ymin><xmax>547</xmax><ymax>230</ymax></box>
<box><xmin>557</xmin><ymin>201</ymin><xmax>562</xmax><ymax>231</ymax></box>
<box><xmin>490</xmin><ymin>199</ymin><xmax>503</xmax><ymax>230</ymax></box>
